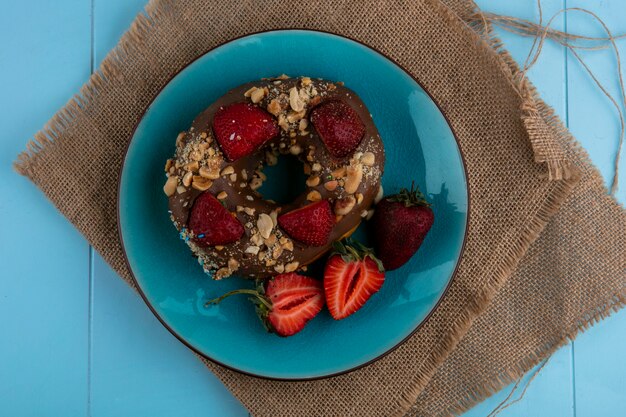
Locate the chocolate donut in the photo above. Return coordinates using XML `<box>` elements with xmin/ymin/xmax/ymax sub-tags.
<box><xmin>163</xmin><ymin>76</ymin><xmax>385</xmax><ymax>279</ymax></box>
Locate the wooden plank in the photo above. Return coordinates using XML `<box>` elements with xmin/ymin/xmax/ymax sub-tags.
<box><xmin>0</xmin><ymin>1</ymin><xmax>91</xmax><ymax>416</ymax></box>
<box><xmin>89</xmin><ymin>1</ymin><xmax>248</xmax><ymax>415</ymax></box>
<box><xmin>90</xmin><ymin>255</ymin><xmax>249</xmax><ymax>417</ymax></box>
<box><xmin>565</xmin><ymin>1</ymin><xmax>626</xmax><ymax>416</ymax></box>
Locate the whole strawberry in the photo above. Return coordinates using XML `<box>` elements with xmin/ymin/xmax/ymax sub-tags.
<box><xmin>205</xmin><ymin>273</ymin><xmax>325</xmax><ymax>337</ymax></box>
<box><xmin>372</xmin><ymin>183</ymin><xmax>434</xmax><ymax>271</ymax></box>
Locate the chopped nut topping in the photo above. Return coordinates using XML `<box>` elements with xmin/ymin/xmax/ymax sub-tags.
<box><xmin>290</xmin><ymin>144</ymin><xmax>303</xmax><ymax>155</ymax></box>
<box><xmin>267</xmin><ymin>99</ymin><xmax>282</xmax><ymax>116</ymax></box>
<box><xmin>344</xmin><ymin>163</ymin><xmax>363</xmax><ymax>194</ymax></box>
<box><xmin>215</xmin><ymin>245</ymin><xmax>225</xmax><ymax>251</ymax></box>
<box><xmin>282</xmin><ymin>240</ymin><xmax>294</xmax><ymax>251</ymax></box>
<box><xmin>278</xmin><ymin>114</ymin><xmax>289</xmax><ymax>131</ymax></box>
<box><xmin>355</xmin><ymin>193</ymin><xmax>364</xmax><ymax>205</ymax></box>
<box><xmin>299</xmin><ymin>118</ymin><xmax>309</xmax><ymax>131</ymax></box>
<box><xmin>265</xmin><ymin>233</ymin><xmax>277</xmax><ymax>247</ymax></box>
<box><xmin>228</xmin><ymin>257</ymin><xmax>240</xmax><ymax>271</ymax></box>
<box><xmin>285</xmin><ymin>261</ymin><xmax>300</xmax><ymax>273</ymax></box>
<box><xmin>244</xmin><ymin>207</ymin><xmax>256</xmax><ymax>216</ymax></box>
<box><xmin>307</xmin><ymin>190</ymin><xmax>322</xmax><ymax>201</ymax></box>
<box><xmin>274</xmin><ymin>264</ymin><xmax>285</xmax><ymax>273</ymax></box>
<box><xmin>257</xmin><ymin>213</ymin><xmax>273</xmax><ymax>239</ymax></box>
<box><xmin>258</xmin><ymin>251</ymin><xmax>266</xmax><ymax>261</ymax></box>
<box><xmin>255</xmin><ymin>170</ymin><xmax>267</xmax><ymax>181</ymax></box>
<box><xmin>221</xmin><ymin>166</ymin><xmax>235</xmax><ymax>176</ymax></box>
<box><xmin>324</xmin><ymin>180</ymin><xmax>338</xmax><ymax>191</ymax></box>
<box><xmin>301</xmin><ymin>76</ymin><xmax>312</xmax><ymax>86</ymax></box>
<box><xmin>199</xmin><ymin>166</ymin><xmax>220</xmax><ymax>180</ymax></box>
<box><xmin>360</xmin><ymin>210</ymin><xmax>369</xmax><ymax>218</ymax></box>
<box><xmin>189</xmin><ymin>150</ymin><xmax>203</xmax><ymax>161</ymax></box>
<box><xmin>361</xmin><ymin>151</ymin><xmax>375</xmax><ymax>166</ymax></box>
<box><xmin>191</xmin><ymin>176</ymin><xmax>212</xmax><ymax>191</ymax></box>
<box><xmin>306</xmin><ymin>176</ymin><xmax>320</xmax><ymax>187</ymax></box>
<box><xmin>216</xmin><ymin>191</ymin><xmax>228</xmax><ymax>200</ymax></box>
<box><xmin>269</xmin><ymin>210</ymin><xmax>279</xmax><ymax>227</ymax></box>
<box><xmin>182</xmin><ymin>171</ymin><xmax>193</xmax><ymax>187</ymax></box>
<box><xmin>236</xmin><ymin>205</ymin><xmax>244</xmax><ymax>212</ymax></box>
<box><xmin>287</xmin><ymin>110</ymin><xmax>306</xmax><ymax>123</ymax></box>
<box><xmin>289</xmin><ymin>87</ymin><xmax>305</xmax><ymax>112</ymax></box>
<box><xmin>250</xmin><ymin>233</ymin><xmax>263</xmax><ymax>246</ymax></box>
<box><xmin>311</xmin><ymin>163</ymin><xmax>322</xmax><ymax>172</ymax></box>
<box><xmin>164</xmin><ymin>159</ymin><xmax>173</xmax><ymax>173</ymax></box>
<box><xmin>215</xmin><ymin>267</ymin><xmax>230</xmax><ymax>280</ymax></box>
<box><xmin>245</xmin><ymin>245</ymin><xmax>260</xmax><ymax>255</ymax></box>
<box><xmin>243</xmin><ymin>87</ymin><xmax>256</xmax><ymax>97</ymax></box>
<box><xmin>375</xmin><ymin>185</ymin><xmax>384</xmax><ymax>204</ymax></box>
<box><xmin>309</xmin><ymin>96</ymin><xmax>321</xmax><ymax>107</ymax></box>
<box><xmin>200</xmin><ymin>132</ymin><xmax>208</xmax><ymax>139</ymax></box>
<box><xmin>176</xmin><ymin>132</ymin><xmax>186</xmax><ymax>146</ymax></box>
<box><xmin>241</xmin><ymin>169</ymin><xmax>248</xmax><ymax>180</ymax></box>
<box><xmin>366</xmin><ymin>209</ymin><xmax>375</xmax><ymax>220</ymax></box>
<box><xmin>334</xmin><ymin>195</ymin><xmax>356</xmax><ymax>215</ymax></box>
<box><xmin>229</xmin><ymin>173</ymin><xmax>237</xmax><ymax>182</ymax></box>
<box><xmin>272</xmin><ymin>245</ymin><xmax>283</xmax><ymax>259</ymax></box>
<box><xmin>331</xmin><ymin>166</ymin><xmax>347</xmax><ymax>178</ymax></box>
<box><xmin>250</xmin><ymin>177</ymin><xmax>263</xmax><ymax>190</ymax></box>
<box><xmin>250</xmin><ymin>87</ymin><xmax>266</xmax><ymax>104</ymax></box>
<box><xmin>185</xmin><ymin>161</ymin><xmax>199</xmax><ymax>172</ymax></box>
<box><xmin>176</xmin><ymin>185</ymin><xmax>186</xmax><ymax>194</ymax></box>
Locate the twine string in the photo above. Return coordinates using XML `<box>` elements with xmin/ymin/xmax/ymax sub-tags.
<box><xmin>485</xmin><ymin>1</ymin><xmax>625</xmax><ymax>194</ymax></box>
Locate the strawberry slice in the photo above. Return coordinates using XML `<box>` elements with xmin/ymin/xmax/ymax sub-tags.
<box><xmin>205</xmin><ymin>273</ymin><xmax>324</xmax><ymax>337</ymax></box>
<box><xmin>212</xmin><ymin>102</ymin><xmax>279</xmax><ymax>161</ymax></box>
<box><xmin>189</xmin><ymin>192</ymin><xmax>244</xmax><ymax>246</ymax></box>
<box><xmin>323</xmin><ymin>240</ymin><xmax>385</xmax><ymax>320</ymax></box>
<box><xmin>310</xmin><ymin>100</ymin><xmax>366</xmax><ymax>159</ymax></box>
<box><xmin>277</xmin><ymin>200</ymin><xmax>334</xmax><ymax>246</ymax></box>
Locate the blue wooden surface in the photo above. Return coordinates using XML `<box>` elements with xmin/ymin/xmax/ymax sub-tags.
<box><xmin>0</xmin><ymin>0</ymin><xmax>624</xmax><ymax>415</ymax></box>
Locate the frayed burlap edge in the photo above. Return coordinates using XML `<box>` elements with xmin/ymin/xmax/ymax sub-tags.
<box><xmin>387</xmin><ymin>1</ymin><xmax>583</xmax><ymax>414</ymax></box>
<box><xmin>407</xmin><ymin>2</ymin><xmax>625</xmax><ymax>416</ymax></box>
<box><xmin>12</xmin><ymin>1</ymin><xmax>600</xmax><ymax>416</ymax></box>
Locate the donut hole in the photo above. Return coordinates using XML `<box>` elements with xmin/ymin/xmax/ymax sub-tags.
<box><xmin>258</xmin><ymin>154</ymin><xmax>308</xmax><ymax>204</ymax></box>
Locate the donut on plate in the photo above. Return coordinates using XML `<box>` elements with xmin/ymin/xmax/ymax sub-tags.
<box><xmin>163</xmin><ymin>75</ymin><xmax>385</xmax><ymax>279</ymax></box>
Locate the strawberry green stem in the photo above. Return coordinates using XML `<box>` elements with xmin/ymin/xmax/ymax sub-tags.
<box><xmin>204</xmin><ymin>289</ymin><xmax>272</xmax><ymax>309</ymax></box>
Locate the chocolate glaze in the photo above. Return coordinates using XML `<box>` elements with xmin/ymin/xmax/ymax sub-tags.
<box><xmin>166</xmin><ymin>77</ymin><xmax>385</xmax><ymax>279</ymax></box>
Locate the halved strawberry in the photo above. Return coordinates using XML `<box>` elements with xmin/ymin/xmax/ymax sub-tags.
<box><xmin>212</xmin><ymin>102</ymin><xmax>279</xmax><ymax>161</ymax></box>
<box><xmin>205</xmin><ymin>273</ymin><xmax>324</xmax><ymax>337</ymax></box>
<box><xmin>324</xmin><ymin>240</ymin><xmax>385</xmax><ymax>320</ymax></box>
<box><xmin>310</xmin><ymin>100</ymin><xmax>365</xmax><ymax>159</ymax></box>
<box><xmin>189</xmin><ymin>192</ymin><xmax>244</xmax><ymax>246</ymax></box>
<box><xmin>277</xmin><ymin>200</ymin><xmax>334</xmax><ymax>246</ymax></box>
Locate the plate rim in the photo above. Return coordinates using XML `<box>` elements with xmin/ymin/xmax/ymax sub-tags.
<box><xmin>117</xmin><ymin>28</ymin><xmax>470</xmax><ymax>381</ymax></box>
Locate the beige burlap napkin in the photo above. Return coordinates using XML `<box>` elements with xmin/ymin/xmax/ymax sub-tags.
<box><xmin>15</xmin><ymin>0</ymin><xmax>625</xmax><ymax>416</ymax></box>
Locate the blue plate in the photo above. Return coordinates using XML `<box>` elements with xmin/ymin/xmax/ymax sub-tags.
<box><xmin>118</xmin><ymin>30</ymin><xmax>468</xmax><ymax>380</ymax></box>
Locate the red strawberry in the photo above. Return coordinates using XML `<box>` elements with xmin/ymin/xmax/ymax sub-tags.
<box><xmin>189</xmin><ymin>192</ymin><xmax>244</xmax><ymax>246</ymax></box>
<box><xmin>372</xmin><ymin>183</ymin><xmax>434</xmax><ymax>271</ymax></box>
<box><xmin>212</xmin><ymin>102</ymin><xmax>279</xmax><ymax>161</ymax></box>
<box><xmin>324</xmin><ymin>240</ymin><xmax>385</xmax><ymax>320</ymax></box>
<box><xmin>205</xmin><ymin>273</ymin><xmax>324</xmax><ymax>337</ymax></box>
<box><xmin>310</xmin><ymin>100</ymin><xmax>366</xmax><ymax>159</ymax></box>
<box><xmin>278</xmin><ymin>200</ymin><xmax>334</xmax><ymax>246</ymax></box>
